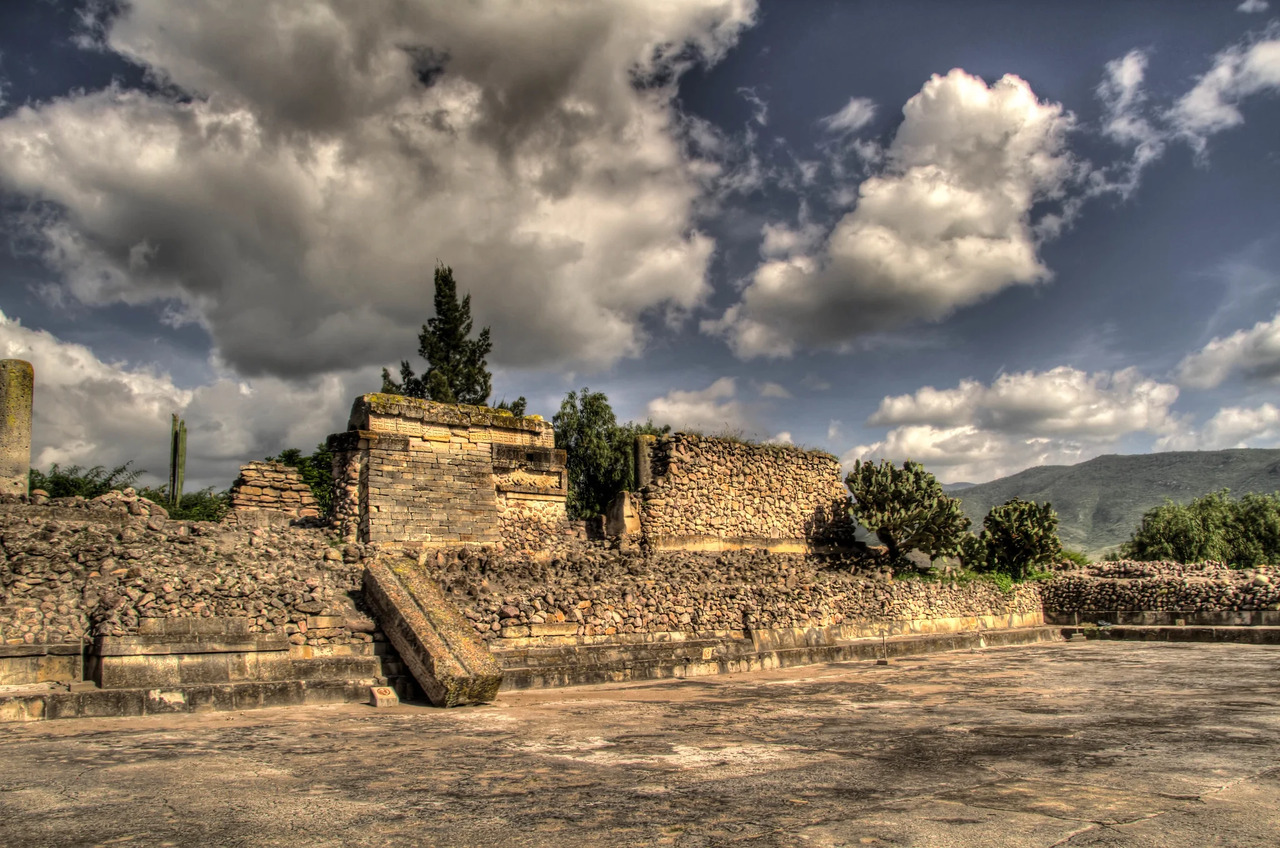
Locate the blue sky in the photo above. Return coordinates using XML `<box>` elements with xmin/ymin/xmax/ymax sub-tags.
<box><xmin>1</xmin><ymin>0</ymin><xmax>1278</xmax><ymax>489</ymax></box>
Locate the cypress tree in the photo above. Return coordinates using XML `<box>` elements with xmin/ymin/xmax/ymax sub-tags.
<box><xmin>382</xmin><ymin>264</ymin><xmax>493</xmax><ymax>405</ymax></box>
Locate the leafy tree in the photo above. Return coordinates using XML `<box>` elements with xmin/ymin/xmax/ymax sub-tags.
<box><xmin>1121</xmin><ymin>489</ymin><xmax>1280</xmax><ymax>567</ymax></box>
<box><xmin>553</xmin><ymin>388</ymin><xmax>667</xmax><ymax>519</ymax></box>
<box><xmin>845</xmin><ymin>459</ymin><xmax>970</xmax><ymax>562</ymax></box>
<box><xmin>265</xmin><ymin>442</ymin><xmax>334</xmax><ymax>514</ymax></box>
<box><xmin>979</xmin><ymin>498</ymin><xmax>1062</xmax><ymax>580</ymax></box>
<box><xmin>381</xmin><ymin>264</ymin><xmax>493</xmax><ymax>405</ymax></box>
<box><xmin>29</xmin><ymin>462</ymin><xmax>142</xmax><ymax>499</ymax></box>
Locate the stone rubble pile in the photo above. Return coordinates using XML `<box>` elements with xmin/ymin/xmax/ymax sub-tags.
<box><xmin>425</xmin><ymin>546</ymin><xmax>1042</xmax><ymax>642</ymax></box>
<box><xmin>0</xmin><ymin>493</ymin><xmax>372</xmax><ymax>646</ymax></box>
<box><xmin>229</xmin><ymin>461</ymin><xmax>321</xmax><ymax>519</ymax></box>
<box><xmin>1042</xmin><ymin>560</ymin><xmax>1278</xmax><ymax>612</ymax></box>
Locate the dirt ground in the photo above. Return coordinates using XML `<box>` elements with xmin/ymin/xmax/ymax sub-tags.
<box><xmin>2</xmin><ymin>641</ymin><xmax>1278</xmax><ymax>847</ymax></box>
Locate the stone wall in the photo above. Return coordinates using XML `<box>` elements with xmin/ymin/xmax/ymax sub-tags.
<box><xmin>328</xmin><ymin>394</ymin><xmax>568</xmax><ymax>550</ymax></box>
<box><xmin>0</xmin><ymin>492</ymin><xmax>374</xmax><ymax>649</ymax></box>
<box><xmin>1042</xmin><ymin>560</ymin><xmax>1280</xmax><ymax>616</ymax></box>
<box><xmin>229</xmin><ymin>461</ymin><xmax>320</xmax><ymax>519</ymax></box>
<box><xmin>632</xmin><ymin>434</ymin><xmax>854</xmax><ymax>552</ymax></box>
<box><xmin>425</xmin><ymin>547</ymin><xmax>1043</xmax><ymax>644</ymax></box>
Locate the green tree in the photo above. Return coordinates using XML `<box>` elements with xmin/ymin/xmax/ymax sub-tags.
<box><xmin>381</xmin><ymin>264</ymin><xmax>493</xmax><ymax>405</ymax></box>
<box><xmin>553</xmin><ymin>388</ymin><xmax>667</xmax><ymax>519</ymax></box>
<box><xmin>979</xmin><ymin>498</ymin><xmax>1062</xmax><ymax>580</ymax></box>
<box><xmin>1122</xmin><ymin>489</ymin><xmax>1280</xmax><ymax>566</ymax></box>
<box><xmin>265</xmin><ymin>442</ymin><xmax>334</xmax><ymax>515</ymax></box>
<box><xmin>845</xmin><ymin>459</ymin><xmax>970</xmax><ymax>562</ymax></box>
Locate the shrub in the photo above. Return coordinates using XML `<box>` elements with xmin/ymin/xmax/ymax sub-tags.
<box><xmin>846</xmin><ymin>459</ymin><xmax>970</xmax><ymax>563</ymax></box>
<box><xmin>138</xmin><ymin>486</ymin><xmax>230</xmax><ymax>522</ymax></box>
<box><xmin>1060</xmin><ymin>548</ymin><xmax>1090</xmax><ymax>568</ymax></box>
<box><xmin>28</xmin><ymin>462</ymin><xmax>142</xmax><ymax>499</ymax></box>
<box><xmin>979</xmin><ymin>498</ymin><xmax>1062</xmax><ymax>580</ymax></box>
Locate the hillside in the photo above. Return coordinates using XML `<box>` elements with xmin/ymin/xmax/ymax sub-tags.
<box><xmin>950</xmin><ymin>449</ymin><xmax>1280</xmax><ymax>556</ymax></box>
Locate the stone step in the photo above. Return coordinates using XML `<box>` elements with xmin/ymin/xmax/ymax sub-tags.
<box><xmin>498</xmin><ymin>627</ymin><xmax>1061</xmax><ymax>691</ymax></box>
<box><xmin>1061</xmin><ymin>625</ymin><xmax>1280</xmax><ymax>644</ymax></box>
<box><xmin>0</xmin><ymin>677</ymin><xmax>381</xmax><ymax>723</ymax></box>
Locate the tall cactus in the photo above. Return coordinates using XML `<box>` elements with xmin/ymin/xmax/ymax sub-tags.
<box><xmin>981</xmin><ymin>498</ymin><xmax>1061</xmax><ymax>579</ymax></box>
<box><xmin>846</xmin><ymin>459</ymin><xmax>969</xmax><ymax>562</ymax></box>
<box><xmin>169</xmin><ymin>413</ymin><xmax>187</xmax><ymax>508</ymax></box>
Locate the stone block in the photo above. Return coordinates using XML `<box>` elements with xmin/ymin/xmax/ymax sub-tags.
<box><xmin>363</xmin><ymin>554</ymin><xmax>503</xmax><ymax>706</ymax></box>
<box><xmin>370</xmin><ymin>685</ymin><xmax>400</xmax><ymax>707</ymax></box>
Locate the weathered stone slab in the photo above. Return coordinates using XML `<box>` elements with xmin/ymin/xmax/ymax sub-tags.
<box><xmin>363</xmin><ymin>553</ymin><xmax>502</xmax><ymax>706</ymax></box>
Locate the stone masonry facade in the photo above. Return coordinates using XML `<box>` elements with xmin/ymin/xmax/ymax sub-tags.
<box><xmin>327</xmin><ymin>394</ymin><xmax>569</xmax><ymax>550</ymax></box>
<box><xmin>229</xmin><ymin>461</ymin><xmax>321</xmax><ymax>519</ymax></box>
<box><xmin>631</xmin><ymin>433</ymin><xmax>855</xmax><ymax>553</ymax></box>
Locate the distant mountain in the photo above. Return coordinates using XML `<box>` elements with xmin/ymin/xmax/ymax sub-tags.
<box><xmin>949</xmin><ymin>449</ymin><xmax>1280</xmax><ymax>556</ymax></box>
<box><xmin>941</xmin><ymin>481</ymin><xmax>977</xmax><ymax>493</ymax></box>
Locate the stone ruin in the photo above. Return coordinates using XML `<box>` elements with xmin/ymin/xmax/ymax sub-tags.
<box><xmin>229</xmin><ymin>461</ymin><xmax>321</xmax><ymax>519</ymax></box>
<box><xmin>7</xmin><ymin>379</ymin><xmax>1269</xmax><ymax>723</ymax></box>
<box><xmin>326</xmin><ymin>394</ymin><xmax>571</xmax><ymax>551</ymax></box>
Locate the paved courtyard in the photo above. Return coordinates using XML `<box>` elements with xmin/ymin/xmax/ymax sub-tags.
<box><xmin>2</xmin><ymin>641</ymin><xmax>1278</xmax><ymax>847</ymax></box>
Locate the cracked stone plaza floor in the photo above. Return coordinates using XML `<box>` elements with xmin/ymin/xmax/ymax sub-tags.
<box><xmin>2</xmin><ymin>641</ymin><xmax>1278</xmax><ymax>847</ymax></box>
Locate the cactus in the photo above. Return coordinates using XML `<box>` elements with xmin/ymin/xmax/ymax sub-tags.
<box><xmin>168</xmin><ymin>413</ymin><xmax>187</xmax><ymax>508</ymax></box>
<box><xmin>980</xmin><ymin>497</ymin><xmax>1061</xmax><ymax>579</ymax></box>
<box><xmin>845</xmin><ymin>459</ymin><xmax>970</xmax><ymax>563</ymax></box>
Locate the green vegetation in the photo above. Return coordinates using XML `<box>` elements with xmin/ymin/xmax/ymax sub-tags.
<box><xmin>381</xmin><ymin>263</ymin><xmax>494</xmax><ymax>405</ymax></box>
<box><xmin>29</xmin><ymin>462</ymin><xmax>142</xmax><ymax>499</ymax></box>
<box><xmin>1121</xmin><ymin>489</ymin><xmax>1280</xmax><ymax>567</ymax></box>
<box><xmin>265</xmin><ymin>442</ymin><xmax>334</xmax><ymax>514</ymax></box>
<box><xmin>28</xmin><ymin>461</ymin><xmax>228</xmax><ymax>521</ymax></box>
<box><xmin>1060</xmin><ymin>548</ymin><xmax>1090</xmax><ymax>568</ymax></box>
<box><xmin>845</xmin><ymin>459</ymin><xmax>969</xmax><ymax>563</ymax></box>
<box><xmin>552</xmin><ymin>388</ymin><xmax>668</xmax><ymax>519</ymax></box>
<box><xmin>977</xmin><ymin>498</ymin><xmax>1062</xmax><ymax>580</ymax></box>
<box><xmin>138</xmin><ymin>486</ymin><xmax>230</xmax><ymax>522</ymax></box>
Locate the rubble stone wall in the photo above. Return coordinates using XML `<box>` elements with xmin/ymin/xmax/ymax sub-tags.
<box><xmin>1041</xmin><ymin>560</ymin><xmax>1280</xmax><ymax>614</ymax></box>
<box><xmin>0</xmin><ymin>492</ymin><xmax>374</xmax><ymax>649</ymax></box>
<box><xmin>425</xmin><ymin>547</ymin><xmax>1043</xmax><ymax>643</ymax></box>
<box><xmin>634</xmin><ymin>434</ymin><xmax>854</xmax><ymax>552</ymax></box>
<box><xmin>229</xmin><ymin>461</ymin><xmax>320</xmax><ymax>519</ymax></box>
<box><xmin>328</xmin><ymin>394</ymin><xmax>568</xmax><ymax>549</ymax></box>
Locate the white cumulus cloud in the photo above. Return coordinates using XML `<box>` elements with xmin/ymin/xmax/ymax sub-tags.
<box><xmin>1157</xmin><ymin>403</ymin><xmax>1280</xmax><ymax>451</ymax></box>
<box><xmin>1238</xmin><ymin>1</ymin><xmax>1270</xmax><ymax>14</ymax></box>
<box><xmin>0</xmin><ymin>0</ymin><xmax>758</xmax><ymax>378</ymax></box>
<box><xmin>705</xmin><ymin>69</ymin><xmax>1079</xmax><ymax>358</ymax></box>
<box><xmin>847</xmin><ymin>366</ymin><xmax>1181</xmax><ymax>482</ymax></box>
<box><xmin>1170</xmin><ymin>30</ymin><xmax>1280</xmax><ymax>149</ymax></box>
<box><xmin>1176</xmin><ymin>312</ymin><xmax>1280</xmax><ymax>388</ymax></box>
<box><xmin>644</xmin><ymin>377</ymin><xmax>750</xmax><ymax>434</ymax></box>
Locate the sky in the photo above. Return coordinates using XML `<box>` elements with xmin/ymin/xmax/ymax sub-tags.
<box><xmin>1</xmin><ymin>0</ymin><xmax>1279</xmax><ymax>491</ymax></box>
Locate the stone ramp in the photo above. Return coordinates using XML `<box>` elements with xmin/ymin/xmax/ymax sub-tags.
<box><xmin>363</xmin><ymin>553</ymin><xmax>502</xmax><ymax>706</ymax></box>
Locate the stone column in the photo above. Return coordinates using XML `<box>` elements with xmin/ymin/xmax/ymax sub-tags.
<box><xmin>0</xmin><ymin>359</ymin><xmax>34</xmax><ymax>496</ymax></box>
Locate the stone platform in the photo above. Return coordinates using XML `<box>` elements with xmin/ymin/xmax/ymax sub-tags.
<box><xmin>2</xmin><ymin>641</ymin><xmax>1277</xmax><ymax>847</ymax></box>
